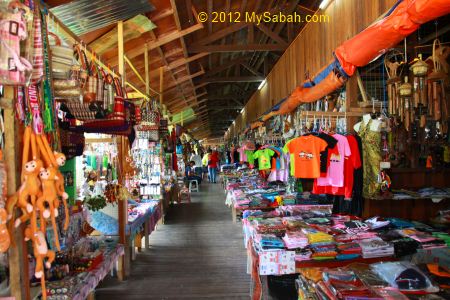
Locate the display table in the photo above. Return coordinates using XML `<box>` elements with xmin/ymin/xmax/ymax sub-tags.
<box><xmin>126</xmin><ymin>200</ymin><xmax>162</xmax><ymax>260</ymax></box>
<box><xmin>32</xmin><ymin>239</ymin><xmax>124</xmax><ymax>300</ymax></box>
<box><xmin>247</xmin><ymin>240</ymin><xmax>396</xmax><ymax>300</ymax></box>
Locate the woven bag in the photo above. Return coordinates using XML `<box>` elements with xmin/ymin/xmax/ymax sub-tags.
<box><xmin>0</xmin><ymin>3</ymin><xmax>32</xmax><ymax>85</ymax></box>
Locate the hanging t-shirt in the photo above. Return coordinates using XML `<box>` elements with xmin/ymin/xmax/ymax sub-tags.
<box><xmin>317</xmin><ymin>134</ymin><xmax>351</xmax><ymax>187</ymax></box>
<box><xmin>245</xmin><ymin>150</ymin><xmax>255</xmax><ymax>165</ymax></box>
<box><xmin>304</xmin><ymin>132</ymin><xmax>338</xmax><ymax>174</ymax></box>
<box><xmin>237</xmin><ymin>147</ymin><xmax>247</xmax><ymax>162</ymax></box>
<box><xmin>252</xmin><ymin>148</ymin><xmax>275</xmax><ymax>170</ymax></box>
<box><xmin>313</xmin><ymin>135</ymin><xmax>362</xmax><ymax>198</ymax></box>
<box><xmin>284</xmin><ymin>135</ymin><xmax>328</xmax><ymax>178</ymax></box>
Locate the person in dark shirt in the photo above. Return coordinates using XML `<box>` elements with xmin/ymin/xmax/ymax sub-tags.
<box><xmin>185</xmin><ymin>161</ymin><xmax>202</xmax><ymax>185</ymax></box>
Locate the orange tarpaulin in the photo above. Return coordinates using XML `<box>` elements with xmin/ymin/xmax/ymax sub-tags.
<box><xmin>335</xmin><ymin>0</ymin><xmax>450</xmax><ymax>76</ymax></box>
<box><xmin>276</xmin><ymin>70</ymin><xmax>346</xmax><ymax>115</ymax></box>
<box><xmin>248</xmin><ymin>0</ymin><xmax>450</xmax><ymax>130</ymax></box>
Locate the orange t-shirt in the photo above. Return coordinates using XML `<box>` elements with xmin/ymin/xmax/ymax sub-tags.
<box><xmin>286</xmin><ymin>135</ymin><xmax>328</xmax><ymax>178</ymax></box>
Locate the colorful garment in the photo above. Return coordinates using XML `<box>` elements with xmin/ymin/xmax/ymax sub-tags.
<box><xmin>317</xmin><ymin>134</ymin><xmax>351</xmax><ymax>187</ymax></box>
<box><xmin>358</xmin><ymin>119</ymin><xmax>381</xmax><ymax>197</ymax></box>
<box><xmin>253</xmin><ymin>148</ymin><xmax>275</xmax><ymax>170</ymax></box>
<box><xmin>284</xmin><ymin>136</ymin><xmax>328</xmax><ymax>178</ymax></box>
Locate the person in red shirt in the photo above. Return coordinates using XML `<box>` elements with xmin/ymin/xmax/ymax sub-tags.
<box><xmin>208</xmin><ymin>149</ymin><xmax>219</xmax><ymax>183</ymax></box>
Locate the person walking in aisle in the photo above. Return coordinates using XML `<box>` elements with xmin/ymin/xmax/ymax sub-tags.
<box><xmin>202</xmin><ymin>150</ymin><xmax>210</xmax><ymax>181</ymax></box>
<box><xmin>208</xmin><ymin>149</ymin><xmax>219</xmax><ymax>183</ymax></box>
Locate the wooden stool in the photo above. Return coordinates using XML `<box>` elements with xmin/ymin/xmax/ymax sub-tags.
<box><xmin>179</xmin><ymin>187</ymin><xmax>191</xmax><ymax>203</ymax></box>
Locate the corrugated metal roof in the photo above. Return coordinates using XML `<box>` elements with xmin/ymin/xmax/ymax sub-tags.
<box><xmin>50</xmin><ymin>0</ymin><xmax>155</xmax><ymax>35</ymax></box>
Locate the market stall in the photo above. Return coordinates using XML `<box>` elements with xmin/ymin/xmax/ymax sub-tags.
<box><xmin>0</xmin><ymin>0</ymin><xmax>170</xmax><ymax>298</ymax></box>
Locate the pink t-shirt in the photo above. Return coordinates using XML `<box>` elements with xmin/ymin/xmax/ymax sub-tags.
<box><xmin>316</xmin><ymin>134</ymin><xmax>351</xmax><ymax>187</ymax></box>
<box><xmin>237</xmin><ymin>147</ymin><xmax>247</xmax><ymax>162</ymax></box>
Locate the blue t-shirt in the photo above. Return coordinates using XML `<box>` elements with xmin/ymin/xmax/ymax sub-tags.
<box><xmin>185</xmin><ymin>166</ymin><xmax>192</xmax><ymax>177</ymax></box>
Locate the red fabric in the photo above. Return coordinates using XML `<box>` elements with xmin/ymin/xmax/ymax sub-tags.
<box><xmin>208</xmin><ymin>152</ymin><xmax>219</xmax><ymax>168</ymax></box>
<box><xmin>335</xmin><ymin>0</ymin><xmax>450</xmax><ymax>76</ymax></box>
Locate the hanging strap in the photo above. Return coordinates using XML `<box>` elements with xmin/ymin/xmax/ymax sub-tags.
<box><xmin>26</xmin><ymin>85</ymin><xmax>43</xmax><ymax>134</ymax></box>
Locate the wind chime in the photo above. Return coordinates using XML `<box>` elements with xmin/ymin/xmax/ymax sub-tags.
<box><xmin>426</xmin><ymin>39</ymin><xmax>450</xmax><ymax>139</ymax></box>
<box><xmin>385</xmin><ymin>51</ymin><xmax>403</xmax><ymax>118</ymax></box>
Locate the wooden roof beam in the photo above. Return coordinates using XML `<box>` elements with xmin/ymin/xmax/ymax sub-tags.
<box><xmin>198</xmin><ymin>76</ymin><xmax>264</xmax><ymax>83</ymax></box>
<box><xmin>255</xmin><ymin>23</ymin><xmax>287</xmax><ymax>46</ymax></box>
<box><xmin>195</xmin><ymin>21</ymin><xmax>248</xmax><ymax>46</ymax></box>
<box><xmin>203</xmin><ymin>55</ymin><xmax>249</xmax><ymax>77</ymax></box>
<box><xmin>189</xmin><ymin>44</ymin><xmax>286</xmax><ymax>53</ymax></box>
<box><xmin>164</xmin><ymin>68</ymin><xmax>205</xmax><ymax>92</ymax></box>
<box><xmin>106</xmin><ymin>23</ymin><xmax>204</xmax><ymax>66</ymax></box>
<box><xmin>150</xmin><ymin>8</ymin><xmax>174</xmax><ymax>22</ymax></box>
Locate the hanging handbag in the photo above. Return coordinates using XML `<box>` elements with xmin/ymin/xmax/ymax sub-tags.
<box><xmin>111</xmin><ymin>76</ymin><xmax>125</xmax><ymax>122</ymax></box>
<box><xmin>48</xmin><ymin>32</ymin><xmax>73</xmax><ymax>79</ymax></box>
<box><xmin>159</xmin><ymin>118</ymin><xmax>168</xmax><ymax>137</ymax></box>
<box><xmin>83</xmin><ymin>58</ymin><xmax>98</xmax><ymax>103</ymax></box>
<box><xmin>102</xmin><ymin>69</ymin><xmax>114</xmax><ymax>112</ymax></box>
<box><xmin>0</xmin><ymin>3</ymin><xmax>32</xmax><ymax>85</ymax></box>
<box><xmin>95</xmin><ymin>65</ymin><xmax>104</xmax><ymax>105</ymax></box>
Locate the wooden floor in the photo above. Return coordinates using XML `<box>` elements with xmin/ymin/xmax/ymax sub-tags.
<box><xmin>96</xmin><ymin>181</ymin><xmax>250</xmax><ymax>299</ymax></box>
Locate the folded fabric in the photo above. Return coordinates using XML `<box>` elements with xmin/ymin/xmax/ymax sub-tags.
<box><xmin>358</xmin><ymin>238</ymin><xmax>394</xmax><ymax>258</ymax></box>
<box><xmin>282</xmin><ymin>230</ymin><xmax>309</xmax><ymax>249</ymax></box>
<box><xmin>336</xmin><ymin>253</ymin><xmax>360</xmax><ymax>260</ymax></box>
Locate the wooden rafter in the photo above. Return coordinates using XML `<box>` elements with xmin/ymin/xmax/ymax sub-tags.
<box><xmin>164</xmin><ymin>69</ymin><xmax>205</xmax><ymax>92</ymax></box>
<box><xmin>150</xmin><ymin>8</ymin><xmax>174</xmax><ymax>22</ymax></box>
<box><xmin>255</xmin><ymin>23</ymin><xmax>287</xmax><ymax>46</ymax></box>
<box><xmin>203</xmin><ymin>55</ymin><xmax>248</xmax><ymax>77</ymax></box>
<box><xmin>189</xmin><ymin>44</ymin><xmax>286</xmax><ymax>53</ymax></box>
<box><xmin>195</xmin><ymin>22</ymin><xmax>248</xmax><ymax>46</ymax></box>
<box><xmin>106</xmin><ymin>22</ymin><xmax>204</xmax><ymax>66</ymax></box>
<box><xmin>169</xmin><ymin>0</ymin><xmax>205</xmax><ymax>109</ymax></box>
<box><xmin>199</xmin><ymin>76</ymin><xmax>264</xmax><ymax>83</ymax></box>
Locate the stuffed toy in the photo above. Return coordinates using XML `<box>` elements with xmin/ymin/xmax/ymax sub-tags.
<box><xmin>6</xmin><ymin>159</ymin><xmax>43</xmax><ymax>228</ymax></box>
<box><xmin>0</xmin><ymin>208</ymin><xmax>10</xmax><ymax>253</ymax></box>
<box><xmin>24</xmin><ymin>226</ymin><xmax>55</xmax><ymax>276</ymax></box>
<box><xmin>53</xmin><ymin>152</ymin><xmax>70</xmax><ymax>230</ymax></box>
<box><xmin>36</xmin><ymin>168</ymin><xmax>61</xmax><ymax>251</ymax></box>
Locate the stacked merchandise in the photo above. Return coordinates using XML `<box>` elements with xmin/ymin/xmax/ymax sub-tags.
<box><xmin>254</xmin><ymin>234</ymin><xmax>285</xmax><ymax>250</ymax></box>
<box><xmin>243</xmin><ymin>206</ymin><xmax>450</xmax><ymax>275</ymax></box>
<box><xmin>282</xmin><ymin>231</ymin><xmax>309</xmax><ymax>249</ymax></box>
<box><xmin>296</xmin><ymin>267</ymin><xmax>411</xmax><ymax>300</ymax></box>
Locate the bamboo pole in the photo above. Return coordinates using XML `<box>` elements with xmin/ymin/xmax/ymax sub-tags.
<box><xmin>159</xmin><ymin>67</ymin><xmax>164</xmax><ymax>109</ymax></box>
<box><xmin>145</xmin><ymin>44</ymin><xmax>150</xmax><ymax>96</ymax></box>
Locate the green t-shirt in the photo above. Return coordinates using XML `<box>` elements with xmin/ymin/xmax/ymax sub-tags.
<box><xmin>245</xmin><ymin>150</ymin><xmax>255</xmax><ymax>165</ymax></box>
<box><xmin>282</xmin><ymin>140</ymin><xmax>295</xmax><ymax>176</ymax></box>
<box><xmin>252</xmin><ymin>148</ymin><xmax>275</xmax><ymax>170</ymax></box>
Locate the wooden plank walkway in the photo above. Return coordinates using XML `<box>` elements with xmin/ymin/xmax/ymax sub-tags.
<box><xmin>96</xmin><ymin>181</ymin><xmax>250</xmax><ymax>299</ymax></box>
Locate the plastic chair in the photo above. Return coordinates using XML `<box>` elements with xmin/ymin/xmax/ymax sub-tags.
<box><xmin>189</xmin><ymin>180</ymin><xmax>199</xmax><ymax>192</ymax></box>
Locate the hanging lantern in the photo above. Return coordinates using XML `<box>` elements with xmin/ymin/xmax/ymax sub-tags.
<box><xmin>398</xmin><ymin>76</ymin><xmax>412</xmax><ymax>97</ymax></box>
<box><xmin>410</xmin><ymin>54</ymin><xmax>429</xmax><ymax>77</ymax></box>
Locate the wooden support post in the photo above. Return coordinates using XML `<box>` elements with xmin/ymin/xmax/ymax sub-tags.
<box><xmin>87</xmin><ymin>291</ymin><xmax>95</xmax><ymax>300</ymax></box>
<box><xmin>145</xmin><ymin>44</ymin><xmax>150</xmax><ymax>96</ymax></box>
<box><xmin>144</xmin><ymin>219</ymin><xmax>149</xmax><ymax>249</ymax></box>
<box><xmin>159</xmin><ymin>67</ymin><xmax>164</xmax><ymax>108</ymax></box>
<box><xmin>4</xmin><ymin>87</ymin><xmax>29</xmax><ymax>300</ymax></box>
<box><xmin>346</xmin><ymin>75</ymin><xmax>360</xmax><ymax>130</ymax></box>
<box><xmin>118</xmin><ymin>20</ymin><xmax>124</xmax><ymax>77</ymax></box>
<box><xmin>117</xmin><ymin>255</ymin><xmax>124</xmax><ymax>281</ymax></box>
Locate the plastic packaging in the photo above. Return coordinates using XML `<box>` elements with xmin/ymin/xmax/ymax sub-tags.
<box><xmin>371</xmin><ymin>261</ymin><xmax>439</xmax><ymax>294</ymax></box>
